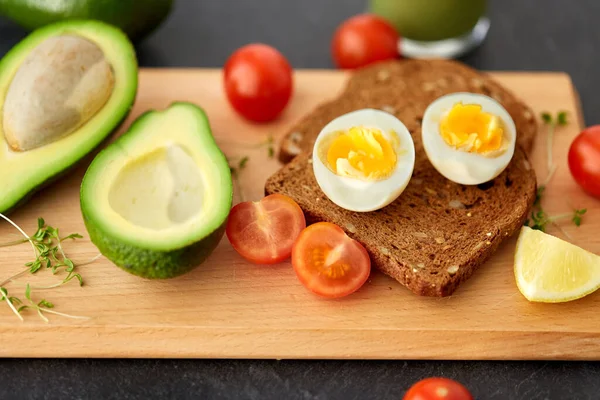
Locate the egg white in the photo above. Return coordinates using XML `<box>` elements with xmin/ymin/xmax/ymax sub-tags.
<box><xmin>421</xmin><ymin>92</ymin><xmax>516</xmax><ymax>185</ymax></box>
<box><xmin>312</xmin><ymin>109</ymin><xmax>415</xmax><ymax>212</ymax></box>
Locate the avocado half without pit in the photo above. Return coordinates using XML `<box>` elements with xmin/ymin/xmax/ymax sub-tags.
<box><xmin>0</xmin><ymin>20</ymin><xmax>138</xmax><ymax>213</ymax></box>
<box><xmin>80</xmin><ymin>103</ymin><xmax>233</xmax><ymax>279</ymax></box>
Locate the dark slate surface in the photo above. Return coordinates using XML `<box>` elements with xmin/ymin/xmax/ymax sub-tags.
<box><xmin>1</xmin><ymin>0</ymin><xmax>599</xmax><ymax>399</ymax></box>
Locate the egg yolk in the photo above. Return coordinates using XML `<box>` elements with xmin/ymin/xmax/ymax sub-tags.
<box><xmin>440</xmin><ymin>103</ymin><xmax>505</xmax><ymax>154</ymax></box>
<box><xmin>325</xmin><ymin>126</ymin><xmax>397</xmax><ymax>180</ymax></box>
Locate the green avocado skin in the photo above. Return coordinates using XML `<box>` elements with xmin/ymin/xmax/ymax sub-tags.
<box><xmin>1</xmin><ymin>115</ymin><xmax>132</xmax><ymax>216</ymax></box>
<box><xmin>84</xmin><ymin>213</ymin><xmax>226</xmax><ymax>279</ymax></box>
<box><xmin>80</xmin><ymin>102</ymin><xmax>233</xmax><ymax>280</ymax></box>
<box><xmin>0</xmin><ymin>0</ymin><xmax>173</xmax><ymax>42</ymax></box>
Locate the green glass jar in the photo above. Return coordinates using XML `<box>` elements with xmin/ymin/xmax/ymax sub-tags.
<box><xmin>370</xmin><ymin>0</ymin><xmax>488</xmax><ymax>58</ymax></box>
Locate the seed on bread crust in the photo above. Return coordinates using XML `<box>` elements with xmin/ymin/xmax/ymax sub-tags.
<box><xmin>447</xmin><ymin>265</ymin><xmax>459</xmax><ymax>275</ymax></box>
<box><xmin>381</xmin><ymin>105</ymin><xmax>396</xmax><ymax>114</ymax></box>
<box><xmin>376</xmin><ymin>69</ymin><xmax>390</xmax><ymax>82</ymax></box>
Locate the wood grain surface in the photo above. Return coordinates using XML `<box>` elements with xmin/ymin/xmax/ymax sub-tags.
<box><xmin>0</xmin><ymin>69</ymin><xmax>598</xmax><ymax>360</ymax></box>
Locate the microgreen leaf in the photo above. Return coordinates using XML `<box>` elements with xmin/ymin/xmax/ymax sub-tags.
<box><xmin>38</xmin><ymin>299</ymin><xmax>54</xmax><ymax>309</ymax></box>
<box><xmin>572</xmin><ymin>208</ymin><xmax>587</xmax><ymax>226</ymax></box>
<box><xmin>61</xmin><ymin>233</ymin><xmax>83</xmax><ymax>241</ymax></box>
<box><xmin>46</xmin><ymin>226</ymin><xmax>58</xmax><ymax>239</ymax></box>
<box><xmin>534</xmin><ymin>185</ymin><xmax>545</xmax><ymax>208</ymax></box>
<box><xmin>29</xmin><ymin>260</ymin><xmax>42</xmax><ymax>274</ymax></box>
<box><xmin>557</xmin><ymin>111</ymin><xmax>568</xmax><ymax>126</ymax></box>
<box><xmin>238</xmin><ymin>156</ymin><xmax>249</xmax><ymax>170</ymax></box>
<box><xmin>73</xmin><ymin>274</ymin><xmax>84</xmax><ymax>286</ymax></box>
<box><xmin>50</xmin><ymin>247</ymin><xmax>59</xmax><ymax>261</ymax></box>
<box><xmin>267</xmin><ymin>135</ymin><xmax>275</xmax><ymax>158</ymax></box>
<box><xmin>527</xmin><ymin>209</ymin><xmax>549</xmax><ymax>232</ymax></box>
<box><xmin>25</xmin><ymin>284</ymin><xmax>31</xmax><ymax>301</ymax></box>
<box><xmin>0</xmin><ymin>215</ymin><xmax>96</xmax><ymax>321</ymax></box>
<box><xmin>541</xmin><ymin>112</ymin><xmax>552</xmax><ymax>124</ymax></box>
<box><xmin>9</xmin><ymin>297</ymin><xmax>21</xmax><ymax>305</ymax></box>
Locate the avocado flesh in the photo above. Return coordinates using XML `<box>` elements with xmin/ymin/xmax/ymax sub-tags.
<box><xmin>0</xmin><ymin>20</ymin><xmax>138</xmax><ymax>214</ymax></box>
<box><xmin>0</xmin><ymin>0</ymin><xmax>173</xmax><ymax>42</ymax></box>
<box><xmin>81</xmin><ymin>102</ymin><xmax>233</xmax><ymax>279</ymax></box>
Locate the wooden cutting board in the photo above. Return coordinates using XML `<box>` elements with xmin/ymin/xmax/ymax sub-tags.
<box><xmin>0</xmin><ymin>69</ymin><xmax>598</xmax><ymax>360</ymax></box>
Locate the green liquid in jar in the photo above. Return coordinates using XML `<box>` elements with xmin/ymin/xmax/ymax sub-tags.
<box><xmin>370</xmin><ymin>0</ymin><xmax>487</xmax><ymax>42</ymax></box>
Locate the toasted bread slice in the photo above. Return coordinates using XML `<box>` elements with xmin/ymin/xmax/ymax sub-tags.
<box><xmin>266</xmin><ymin>59</ymin><xmax>538</xmax><ymax>297</ymax></box>
<box><xmin>279</xmin><ymin>59</ymin><xmax>537</xmax><ymax>163</ymax></box>
<box><xmin>266</xmin><ymin>149</ymin><xmax>536</xmax><ymax>297</ymax></box>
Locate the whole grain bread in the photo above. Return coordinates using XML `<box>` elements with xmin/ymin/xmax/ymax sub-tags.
<box><xmin>266</xmin><ymin>149</ymin><xmax>535</xmax><ymax>297</ymax></box>
<box><xmin>278</xmin><ymin>59</ymin><xmax>537</xmax><ymax>163</ymax></box>
<box><xmin>266</xmin><ymin>59</ymin><xmax>538</xmax><ymax>297</ymax></box>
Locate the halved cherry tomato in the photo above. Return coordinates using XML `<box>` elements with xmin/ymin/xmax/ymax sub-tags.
<box><xmin>331</xmin><ymin>14</ymin><xmax>400</xmax><ymax>69</ymax></box>
<box><xmin>224</xmin><ymin>43</ymin><xmax>293</xmax><ymax>122</ymax></box>
<box><xmin>568</xmin><ymin>125</ymin><xmax>600</xmax><ymax>198</ymax></box>
<box><xmin>404</xmin><ymin>377</ymin><xmax>473</xmax><ymax>400</ymax></box>
<box><xmin>226</xmin><ymin>194</ymin><xmax>306</xmax><ymax>264</ymax></box>
<box><xmin>291</xmin><ymin>222</ymin><xmax>371</xmax><ymax>298</ymax></box>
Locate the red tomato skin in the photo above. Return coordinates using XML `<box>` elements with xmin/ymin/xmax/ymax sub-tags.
<box><xmin>403</xmin><ymin>377</ymin><xmax>473</xmax><ymax>400</ymax></box>
<box><xmin>226</xmin><ymin>194</ymin><xmax>306</xmax><ymax>265</ymax></box>
<box><xmin>224</xmin><ymin>43</ymin><xmax>293</xmax><ymax>123</ymax></box>
<box><xmin>568</xmin><ymin>125</ymin><xmax>600</xmax><ymax>198</ymax></box>
<box><xmin>331</xmin><ymin>14</ymin><xmax>400</xmax><ymax>69</ymax></box>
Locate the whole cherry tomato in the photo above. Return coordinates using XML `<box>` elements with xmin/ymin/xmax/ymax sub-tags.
<box><xmin>224</xmin><ymin>44</ymin><xmax>293</xmax><ymax>122</ymax></box>
<box><xmin>404</xmin><ymin>377</ymin><xmax>473</xmax><ymax>400</ymax></box>
<box><xmin>331</xmin><ymin>14</ymin><xmax>400</xmax><ymax>69</ymax></box>
<box><xmin>568</xmin><ymin>125</ymin><xmax>600</xmax><ymax>198</ymax></box>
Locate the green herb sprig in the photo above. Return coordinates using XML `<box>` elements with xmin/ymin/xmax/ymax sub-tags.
<box><xmin>220</xmin><ymin>134</ymin><xmax>275</xmax><ymax>160</ymax></box>
<box><xmin>524</xmin><ymin>112</ymin><xmax>587</xmax><ymax>235</ymax></box>
<box><xmin>541</xmin><ymin>110</ymin><xmax>568</xmax><ymax>186</ymax></box>
<box><xmin>0</xmin><ymin>218</ymin><xmax>84</xmax><ymax>288</ymax></box>
<box><xmin>525</xmin><ymin>185</ymin><xmax>587</xmax><ymax>234</ymax></box>
<box><xmin>526</xmin><ymin>207</ymin><xmax>587</xmax><ymax>232</ymax></box>
<box><xmin>229</xmin><ymin>156</ymin><xmax>250</xmax><ymax>202</ymax></box>
<box><xmin>224</xmin><ymin>134</ymin><xmax>275</xmax><ymax>203</ymax></box>
<box><xmin>0</xmin><ymin>214</ymin><xmax>95</xmax><ymax>322</ymax></box>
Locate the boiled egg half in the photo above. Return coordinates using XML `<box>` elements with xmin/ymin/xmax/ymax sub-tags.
<box><xmin>312</xmin><ymin>109</ymin><xmax>415</xmax><ymax>212</ymax></box>
<box><xmin>422</xmin><ymin>92</ymin><xmax>516</xmax><ymax>185</ymax></box>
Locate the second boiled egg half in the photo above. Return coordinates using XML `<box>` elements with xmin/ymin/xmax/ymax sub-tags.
<box><xmin>312</xmin><ymin>109</ymin><xmax>415</xmax><ymax>212</ymax></box>
<box><xmin>422</xmin><ymin>92</ymin><xmax>516</xmax><ymax>185</ymax></box>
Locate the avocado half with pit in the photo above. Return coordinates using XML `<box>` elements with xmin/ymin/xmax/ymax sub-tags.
<box><xmin>0</xmin><ymin>20</ymin><xmax>138</xmax><ymax>213</ymax></box>
<box><xmin>81</xmin><ymin>102</ymin><xmax>233</xmax><ymax>279</ymax></box>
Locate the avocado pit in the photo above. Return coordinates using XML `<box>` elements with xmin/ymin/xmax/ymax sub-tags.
<box><xmin>3</xmin><ymin>35</ymin><xmax>115</xmax><ymax>151</ymax></box>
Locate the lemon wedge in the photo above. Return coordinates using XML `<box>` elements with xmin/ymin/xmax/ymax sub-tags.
<box><xmin>515</xmin><ymin>226</ymin><xmax>600</xmax><ymax>303</ymax></box>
